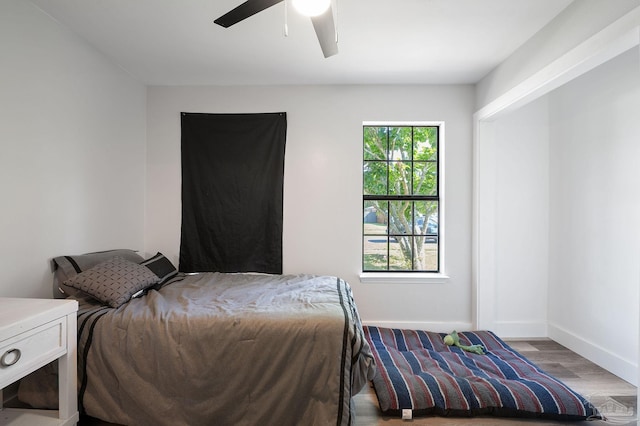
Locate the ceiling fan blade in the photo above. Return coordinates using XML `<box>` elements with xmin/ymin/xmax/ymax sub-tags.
<box><xmin>214</xmin><ymin>0</ymin><xmax>284</xmax><ymax>28</ymax></box>
<box><xmin>310</xmin><ymin>5</ymin><xmax>338</xmax><ymax>58</ymax></box>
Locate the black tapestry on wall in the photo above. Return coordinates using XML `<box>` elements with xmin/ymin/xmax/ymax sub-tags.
<box><xmin>179</xmin><ymin>112</ymin><xmax>287</xmax><ymax>274</ymax></box>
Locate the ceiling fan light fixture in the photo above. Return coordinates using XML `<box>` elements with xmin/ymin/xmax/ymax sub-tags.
<box><xmin>292</xmin><ymin>0</ymin><xmax>330</xmax><ymax>17</ymax></box>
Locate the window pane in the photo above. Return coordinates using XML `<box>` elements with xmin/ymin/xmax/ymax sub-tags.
<box><xmin>413</xmin><ymin>161</ymin><xmax>437</xmax><ymax>195</ymax></box>
<box><xmin>388</xmin><ymin>127</ymin><xmax>412</xmax><ymax>161</ymax></box>
<box><xmin>363</xmin><ymin>201</ymin><xmax>387</xmax><ymax>235</ymax></box>
<box><xmin>414</xmin><ymin>126</ymin><xmax>437</xmax><ymax>161</ymax></box>
<box><xmin>363</xmin><ymin>126</ymin><xmax>387</xmax><ymax>160</ymax></box>
<box><xmin>414</xmin><ymin>201</ymin><xmax>438</xmax><ymax>236</ymax></box>
<box><xmin>388</xmin><ymin>200</ymin><xmax>412</xmax><ymax>235</ymax></box>
<box><xmin>413</xmin><ymin>236</ymin><xmax>438</xmax><ymax>271</ymax></box>
<box><xmin>363</xmin><ymin>161</ymin><xmax>388</xmax><ymax>195</ymax></box>
<box><xmin>388</xmin><ymin>161</ymin><xmax>411</xmax><ymax>195</ymax></box>
<box><xmin>363</xmin><ymin>236</ymin><xmax>388</xmax><ymax>270</ymax></box>
<box><xmin>389</xmin><ymin>236</ymin><xmax>412</xmax><ymax>270</ymax></box>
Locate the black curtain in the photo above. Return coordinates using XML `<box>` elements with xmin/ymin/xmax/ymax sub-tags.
<box><xmin>179</xmin><ymin>112</ymin><xmax>287</xmax><ymax>274</ymax></box>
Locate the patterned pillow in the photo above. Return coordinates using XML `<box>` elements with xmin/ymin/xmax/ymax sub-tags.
<box><xmin>52</xmin><ymin>249</ymin><xmax>145</xmax><ymax>298</ymax></box>
<box><xmin>64</xmin><ymin>256</ymin><xmax>159</xmax><ymax>308</ymax></box>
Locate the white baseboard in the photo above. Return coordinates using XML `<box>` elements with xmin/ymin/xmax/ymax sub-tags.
<box><xmin>492</xmin><ymin>321</ymin><xmax>549</xmax><ymax>339</ymax></box>
<box><xmin>362</xmin><ymin>320</ymin><xmax>473</xmax><ymax>333</ymax></box>
<box><xmin>548</xmin><ymin>323</ymin><xmax>638</xmax><ymax>386</ymax></box>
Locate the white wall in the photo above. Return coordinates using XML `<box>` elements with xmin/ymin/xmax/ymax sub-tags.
<box><xmin>476</xmin><ymin>0</ymin><xmax>640</xmax><ymax>110</ymax></box>
<box><xmin>491</xmin><ymin>97</ymin><xmax>550</xmax><ymax>338</ymax></box>
<box><xmin>476</xmin><ymin>46</ymin><xmax>639</xmax><ymax>381</ymax></box>
<box><xmin>146</xmin><ymin>85</ymin><xmax>475</xmax><ymax>329</ymax></box>
<box><xmin>0</xmin><ymin>0</ymin><xmax>147</xmax><ymax>298</ymax></box>
<box><xmin>547</xmin><ymin>47</ymin><xmax>640</xmax><ymax>384</ymax></box>
<box><xmin>473</xmin><ymin>0</ymin><xmax>640</xmax><ymax>385</ymax></box>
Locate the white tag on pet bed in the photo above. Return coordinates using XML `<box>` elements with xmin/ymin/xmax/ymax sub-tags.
<box><xmin>402</xmin><ymin>409</ymin><xmax>412</xmax><ymax>420</ymax></box>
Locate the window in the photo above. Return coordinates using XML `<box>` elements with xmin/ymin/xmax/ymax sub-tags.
<box><xmin>362</xmin><ymin>123</ymin><xmax>442</xmax><ymax>273</ymax></box>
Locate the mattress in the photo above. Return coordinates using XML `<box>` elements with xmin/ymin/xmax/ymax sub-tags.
<box><xmin>364</xmin><ymin>326</ymin><xmax>601</xmax><ymax>421</ymax></box>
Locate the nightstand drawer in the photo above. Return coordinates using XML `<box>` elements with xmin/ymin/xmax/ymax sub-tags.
<box><xmin>0</xmin><ymin>317</ymin><xmax>66</xmax><ymax>387</ymax></box>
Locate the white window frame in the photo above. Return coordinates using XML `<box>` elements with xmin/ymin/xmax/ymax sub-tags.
<box><xmin>359</xmin><ymin>121</ymin><xmax>448</xmax><ymax>284</ymax></box>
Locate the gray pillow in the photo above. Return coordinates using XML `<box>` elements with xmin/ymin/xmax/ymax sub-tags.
<box><xmin>52</xmin><ymin>249</ymin><xmax>145</xmax><ymax>298</ymax></box>
<box><xmin>63</xmin><ymin>256</ymin><xmax>159</xmax><ymax>308</ymax></box>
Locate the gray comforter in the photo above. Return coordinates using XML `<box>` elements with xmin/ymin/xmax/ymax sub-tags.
<box><xmin>28</xmin><ymin>273</ymin><xmax>375</xmax><ymax>425</ymax></box>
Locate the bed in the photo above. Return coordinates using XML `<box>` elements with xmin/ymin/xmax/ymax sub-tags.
<box><xmin>18</xmin><ymin>249</ymin><xmax>376</xmax><ymax>426</ymax></box>
<box><xmin>364</xmin><ymin>326</ymin><xmax>602</xmax><ymax>421</ymax></box>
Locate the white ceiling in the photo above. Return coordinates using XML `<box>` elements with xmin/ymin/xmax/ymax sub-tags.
<box><xmin>31</xmin><ymin>0</ymin><xmax>573</xmax><ymax>86</ymax></box>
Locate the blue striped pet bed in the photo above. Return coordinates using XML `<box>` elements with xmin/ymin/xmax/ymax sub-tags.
<box><xmin>364</xmin><ymin>326</ymin><xmax>602</xmax><ymax>420</ymax></box>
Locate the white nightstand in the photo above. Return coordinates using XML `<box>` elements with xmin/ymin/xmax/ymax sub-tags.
<box><xmin>0</xmin><ymin>298</ymin><xmax>79</xmax><ymax>426</ymax></box>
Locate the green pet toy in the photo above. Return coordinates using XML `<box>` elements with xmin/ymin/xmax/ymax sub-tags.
<box><xmin>443</xmin><ymin>331</ymin><xmax>486</xmax><ymax>355</ymax></box>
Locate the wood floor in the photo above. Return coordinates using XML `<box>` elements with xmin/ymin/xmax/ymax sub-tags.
<box><xmin>79</xmin><ymin>339</ymin><xmax>637</xmax><ymax>426</ymax></box>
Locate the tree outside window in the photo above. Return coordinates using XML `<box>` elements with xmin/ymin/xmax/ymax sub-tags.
<box><xmin>363</xmin><ymin>125</ymin><xmax>440</xmax><ymax>272</ymax></box>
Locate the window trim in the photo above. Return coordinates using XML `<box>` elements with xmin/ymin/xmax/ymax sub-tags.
<box><xmin>359</xmin><ymin>272</ymin><xmax>450</xmax><ymax>284</ymax></box>
<box><xmin>360</xmin><ymin>121</ymin><xmax>446</xmax><ymax>279</ymax></box>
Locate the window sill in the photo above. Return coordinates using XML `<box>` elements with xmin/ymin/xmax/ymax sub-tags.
<box><xmin>359</xmin><ymin>272</ymin><xmax>449</xmax><ymax>284</ymax></box>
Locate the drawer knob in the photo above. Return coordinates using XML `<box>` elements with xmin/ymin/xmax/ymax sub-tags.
<box><xmin>1</xmin><ymin>348</ymin><xmax>21</xmax><ymax>367</ymax></box>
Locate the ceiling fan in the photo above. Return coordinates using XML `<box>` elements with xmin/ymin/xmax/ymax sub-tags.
<box><xmin>214</xmin><ymin>0</ymin><xmax>338</xmax><ymax>58</ymax></box>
